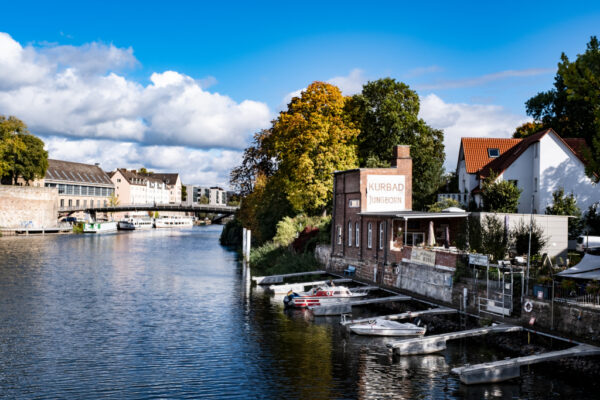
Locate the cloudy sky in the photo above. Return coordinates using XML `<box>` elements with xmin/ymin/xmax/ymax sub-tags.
<box><xmin>1</xmin><ymin>1</ymin><xmax>599</xmax><ymax>187</ymax></box>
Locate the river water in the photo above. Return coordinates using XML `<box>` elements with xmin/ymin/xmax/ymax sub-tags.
<box><xmin>0</xmin><ymin>225</ymin><xmax>598</xmax><ymax>399</ymax></box>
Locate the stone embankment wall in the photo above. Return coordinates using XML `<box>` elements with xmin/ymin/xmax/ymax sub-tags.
<box><xmin>521</xmin><ymin>296</ymin><xmax>600</xmax><ymax>342</ymax></box>
<box><xmin>316</xmin><ymin>244</ymin><xmax>454</xmax><ymax>303</ymax></box>
<box><xmin>0</xmin><ymin>185</ymin><xmax>58</xmax><ymax>228</ymax></box>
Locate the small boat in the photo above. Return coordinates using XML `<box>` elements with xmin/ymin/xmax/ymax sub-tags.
<box><xmin>345</xmin><ymin>317</ymin><xmax>426</xmax><ymax>337</ymax></box>
<box><xmin>82</xmin><ymin>221</ymin><xmax>118</xmax><ymax>233</ymax></box>
<box><xmin>154</xmin><ymin>216</ymin><xmax>194</xmax><ymax>228</ymax></box>
<box><xmin>131</xmin><ymin>218</ymin><xmax>153</xmax><ymax>230</ymax></box>
<box><xmin>118</xmin><ymin>220</ymin><xmax>135</xmax><ymax>230</ymax></box>
<box><xmin>283</xmin><ymin>285</ymin><xmax>367</xmax><ymax>308</ymax></box>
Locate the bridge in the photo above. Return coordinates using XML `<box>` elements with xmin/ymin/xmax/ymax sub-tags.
<box><xmin>59</xmin><ymin>203</ymin><xmax>239</xmax><ymax>222</ymax></box>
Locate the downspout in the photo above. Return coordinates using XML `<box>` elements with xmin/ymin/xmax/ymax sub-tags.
<box><xmin>331</xmin><ymin>174</ymin><xmax>337</xmax><ymax>257</ymax></box>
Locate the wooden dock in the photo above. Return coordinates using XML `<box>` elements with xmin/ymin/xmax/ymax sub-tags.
<box><xmin>341</xmin><ymin>307</ymin><xmax>457</xmax><ymax>326</ymax></box>
<box><xmin>388</xmin><ymin>324</ymin><xmax>522</xmax><ymax>355</ymax></box>
<box><xmin>267</xmin><ymin>278</ymin><xmax>353</xmax><ymax>294</ymax></box>
<box><xmin>451</xmin><ymin>344</ymin><xmax>600</xmax><ymax>384</ymax></box>
<box><xmin>253</xmin><ymin>270</ymin><xmax>327</xmax><ymax>285</ymax></box>
<box><xmin>309</xmin><ymin>295</ymin><xmax>411</xmax><ymax>316</ymax></box>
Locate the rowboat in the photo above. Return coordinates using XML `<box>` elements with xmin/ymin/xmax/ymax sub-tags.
<box><xmin>345</xmin><ymin>318</ymin><xmax>426</xmax><ymax>337</ymax></box>
<box><xmin>283</xmin><ymin>285</ymin><xmax>367</xmax><ymax>308</ymax></box>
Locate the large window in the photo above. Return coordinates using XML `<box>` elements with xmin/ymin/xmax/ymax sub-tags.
<box><xmin>58</xmin><ymin>184</ymin><xmax>65</xmax><ymax>194</ymax></box>
<box><xmin>66</xmin><ymin>185</ymin><xmax>73</xmax><ymax>195</ymax></box>
<box><xmin>355</xmin><ymin>222</ymin><xmax>360</xmax><ymax>247</ymax></box>
<box><xmin>379</xmin><ymin>223</ymin><xmax>384</xmax><ymax>250</ymax></box>
<box><xmin>405</xmin><ymin>232</ymin><xmax>425</xmax><ymax>246</ymax></box>
<box><xmin>367</xmin><ymin>223</ymin><xmax>372</xmax><ymax>249</ymax></box>
<box><xmin>348</xmin><ymin>221</ymin><xmax>352</xmax><ymax>247</ymax></box>
<box><xmin>337</xmin><ymin>226</ymin><xmax>342</xmax><ymax>245</ymax></box>
<box><xmin>60</xmin><ymin>199</ymin><xmax>64</xmax><ymax>207</ymax></box>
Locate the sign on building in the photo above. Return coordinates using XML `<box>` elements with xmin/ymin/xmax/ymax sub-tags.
<box><xmin>469</xmin><ymin>253</ymin><xmax>489</xmax><ymax>267</ymax></box>
<box><xmin>411</xmin><ymin>248</ymin><xmax>436</xmax><ymax>266</ymax></box>
<box><xmin>366</xmin><ymin>175</ymin><xmax>406</xmax><ymax>212</ymax></box>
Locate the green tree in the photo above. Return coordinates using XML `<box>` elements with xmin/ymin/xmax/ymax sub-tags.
<box><xmin>0</xmin><ymin>115</ymin><xmax>48</xmax><ymax>185</ymax></box>
<box><xmin>512</xmin><ymin>219</ymin><xmax>548</xmax><ymax>256</ymax></box>
<box><xmin>584</xmin><ymin>202</ymin><xmax>600</xmax><ymax>235</ymax></box>
<box><xmin>525</xmin><ymin>37</ymin><xmax>600</xmax><ymax>182</ymax></box>
<box><xmin>512</xmin><ymin>121</ymin><xmax>544</xmax><ymax>138</ymax></box>
<box><xmin>349</xmin><ymin>78</ymin><xmax>445</xmax><ymax>209</ymax></box>
<box><xmin>545</xmin><ymin>188</ymin><xmax>582</xmax><ymax>239</ymax></box>
<box><xmin>427</xmin><ymin>198</ymin><xmax>461</xmax><ymax>212</ymax></box>
<box><xmin>198</xmin><ymin>195</ymin><xmax>209</xmax><ymax>204</ymax></box>
<box><xmin>481</xmin><ymin>173</ymin><xmax>522</xmax><ymax>213</ymax></box>
<box><xmin>481</xmin><ymin>215</ymin><xmax>510</xmax><ymax>261</ymax></box>
<box><xmin>266</xmin><ymin>81</ymin><xmax>359</xmax><ymax>214</ymax></box>
<box><xmin>230</xmin><ymin>129</ymin><xmax>276</xmax><ymax>197</ymax></box>
<box><xmin>181</xmin><ymin>185</ymin><xmax>187</xmax><ymax>202</ymax></box>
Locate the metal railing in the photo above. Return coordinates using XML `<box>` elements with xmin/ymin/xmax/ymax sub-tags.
<box><xmin>437</xmin><ymin>193</ymin><xmax>470</xmax><ymax>206</ymax></box>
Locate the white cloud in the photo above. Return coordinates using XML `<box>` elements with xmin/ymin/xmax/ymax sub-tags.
<box><xmin>419</xmin><ymin>94</ymin><xmax>530</xmax><ymax>171</ymax></box>
<box><xmin>416</xmin><ymin>68</ymin><xmax>553</xmax><ymax>90</ymax></box>
<box><xmin>0</xmin><ymin>32</ymin><xmax>271</xmax><ymax>150</ymax></box>
<box><xmin>43</xmin><ymin>136</ymin><xmax>242</xmax><ymax>188</ymax></box>
<box><xmin>327</xmin><ymin>68</ymin><xmax>366</xmax><ymax>95</ymax></box>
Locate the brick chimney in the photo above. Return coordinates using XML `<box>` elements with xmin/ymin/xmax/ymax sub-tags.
<box><xmin>391</xmin><ymin>145</ymin><xmax>411</xmax><ymax>168</ymax></box>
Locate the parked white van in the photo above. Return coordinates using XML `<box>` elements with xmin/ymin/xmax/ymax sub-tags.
<box><xmin>576</xmin><ymin>235</ymin><xmax>600</xmax><ymax>252</ymax></box>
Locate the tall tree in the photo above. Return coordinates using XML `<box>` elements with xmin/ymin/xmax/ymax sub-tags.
<box><xmin>0</xmin><ymin>115</ymin><xmax>48</xmax><ymax>185</ymax></box>
<box><xmin>266</xmin><ymin>81</ymin><xmax>359</xmax><ymax>214</ymax></box>
<box><xmin>545</xmin><ymin>188</ymin><xmax>582</xmax><ymax>239</ymax></box>
<box><xmin>525</xmin><ymin>36</ymin><xmax>600</xmax><ymax>181</ymax></box>
<box><xmin>349</xmin><ymin>78</ymin><xmax>445</xmax><ymax>209</ymax></box>
<box><xmin>230</xmin><ymin>129</ymin><xmax>275</xmax><ymax>196</ymax></box>
<box><xmin>512</xmin><ymin>121</ymin><xmax>544</xmax><ymax>138</ymax></box>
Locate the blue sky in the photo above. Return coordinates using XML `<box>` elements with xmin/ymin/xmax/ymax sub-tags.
<box><xmin>1</xmin><ymin>1</ymin><xmax>599</xmax><ymax>186</ymax></box>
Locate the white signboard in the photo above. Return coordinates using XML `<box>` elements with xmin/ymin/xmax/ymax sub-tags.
<box><xmin>366</xmin><ymin>175</ymin><xmax>406</xmax><ymax>212</ymax></box>
<box><xmin>469</xmin><ymin>253</ymin><xmax>489</xmax><ymax>267</ymax></box>
<box><xmin>411</xmin><ymin>248</ymin><xmax>436</xmax><ymax>267</ymax></box>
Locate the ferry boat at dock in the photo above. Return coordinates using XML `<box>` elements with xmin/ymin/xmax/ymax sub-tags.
<box><xmin>82</xmin><ymin>221</ymin><xmax>118</xmax><ymax>233</ymax></box>
<box><xmin>154</xmin><ymin>216</ymin><xmax>194</xmax><ymax>228</ymax></box>
<box><xmin>118</xmin><ymin>217</ymin><xmax>154</xmax><ymax>230</ymax></box>
<box><xmin>284</xmin><ymin>285</ymin><xmax>367</xmax><ymax>308</ymax></box>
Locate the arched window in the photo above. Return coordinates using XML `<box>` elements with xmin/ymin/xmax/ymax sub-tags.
<box><xmin>355</xmin><ymin>222</ymin><xmax>360</xmax><ymax>247</ymax></box>
<box><xmin>367</xmin><ymin>223</ymin><xmax>372</xmax><ymax>249</ymax></box>
<box><xmin>379</xmin><ymin>222</ymin><xmax>384</xmax><ymax>250</ymax></box>
<box><xmin>348</xmin><ymin>221</ymin><xmax>352</xmax><ymax>247</ymax></box>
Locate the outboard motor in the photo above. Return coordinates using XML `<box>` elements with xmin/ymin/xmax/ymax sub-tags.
<box><xmin>283</xmin><ymin>290</ymin><xmax>299</xmax><ymax>308</ymax></box>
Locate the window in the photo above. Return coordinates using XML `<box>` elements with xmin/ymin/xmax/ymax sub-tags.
<box><xmin>355</xmin><ymin>222</ymin><xmax>360</xmax><ymax>247</ymax></box>
<box><xmin>97</xmin><ymin>200</ymin><xmax>100</xmax><ymax>207</ymax></box>
<box><xmin>76</xmin><ymin>200</ymin><xmax>80</xmax><ymax>207</ymax></box>
<box><xmin>68</xmin><ymin>199</ymin><xmax>72</xmax><ymax>207</ymax></box>
<box><xmin>367</xmin><ymin>223</ymin><xmax>372</xmax><ymax>249</ymax></box>
<box><xmin>348</xmin><ymin>199</ymin><xmax>360</xmax><ymax>208</ymax></box>
<box><xmin>73</xmin><ymin>185</ymin><xmax>80</xmax><ymax>195</ymax></box>
<box><xmin>348</xmin><ymin>221</ymin><xmax>352</xmax><ymax>247</ymax></box>
<box><xmin>60</xmin><ymin>199</ymin><xmax>64</xmax><ymax>207</ymax></box>
<box><xmin>117</xmin><ymin>178</ymin><xmax>121</xmax><ymax>183</ymax></box>
<box><xmin>406</xmin><ymin>232</ymin><xmax>425</xmax><ymax>246</ymax></box>
<box><xmin>337</xmin><ymin>226</ymin><xmax>342</xmax><ymax>245</ymax></box>
<box><xmin>509</xmin><ymin>180</ymin><xmax>518</xmax><ymax>188</ymax></box>
<box><xmin>58</xmin><ymin>184</ymin><xmax>65</xmax><ymax>194</ymax></box>
<box><xmin>83</xmin><ymin>200</ymin><xmax>87</xmax><ymax>207</ymax></box>
<box><xmin>488</xmin><ymin>148</ymin><xmax>500</xmax><ymax>158</ymax></box>
<box><xmin>66</xmin><ymin>185</ymin><xmax>73</xmax><ymax>195</ymax></box>
<box><xmin>534</xmin><ymin>177</ymin><xmax>538</xmax><ymax>192</ymax></box>
<box><xmin>379</xmin><ymin>223</ymin><xmax>384</xmax><ymax>250</ymax></box>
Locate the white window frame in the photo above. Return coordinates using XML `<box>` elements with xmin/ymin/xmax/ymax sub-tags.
<box><xmin>367</xmin><ymin>223</ymin><xmax>372</xmax><ymax>249</ymax></box>
<box><xmin>379</xmin><ymin>222</ymin><xmax>384</xmax><ymax>250</ymax></box>
<box><xmin>337</xmin><ymin>226</ymin><xmax>342</xmax><ymax>245</ymax></box>
<box><xmin>355</xmin><ymin>222</ymin><xmax>360</xmax><ymax>247</ymax></box>
<box><xmin>348</xmin><ymin>221</ymin><xmax>352</xmax><ymax>247</ymax></box>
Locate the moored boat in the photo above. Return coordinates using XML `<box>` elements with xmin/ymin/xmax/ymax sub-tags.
<box><xmin>82</xmin><ymin>221</ymin><xmax>118</xmax><ymax>233</ymax></box>
<box><xmin>118</xmin><ymin>220</ymin><xmax>135</xmax><ymax>230</ymax></box>
<box><xmin>154</xmin><ymin>216</ymin><xmax>194</xmax><ymax>228</ymax></box>
<box><xmin>346</xmin><ymin>318</ymin><xmax>426</xmax><ymax>337</ymax></box>
<box><xmin>284</xmin><ymin>285</ymin><xmax>367</xmax><ymax>308</ymax></box>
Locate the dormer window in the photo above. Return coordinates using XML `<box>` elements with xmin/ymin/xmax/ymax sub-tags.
<box><xmin>488</xmin><ymin>148</ymin><xmax>500</xmax><ymax>158</ymax></box>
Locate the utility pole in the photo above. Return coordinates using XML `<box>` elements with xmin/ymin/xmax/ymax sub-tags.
<box><xmin>525</xmin><ymin>194</ymin><xmax>534</xmax><ymax>297</ymax></box>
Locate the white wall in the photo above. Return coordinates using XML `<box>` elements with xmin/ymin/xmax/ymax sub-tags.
<box><xmin>501</xmin><ymin>145</ymin><xmax>535</xmax><ymax>213</ymax></box>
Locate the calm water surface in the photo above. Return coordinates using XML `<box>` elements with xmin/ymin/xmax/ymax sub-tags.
<box><xmin>0</xmin><ymin>226</ymin><xmax>597</xmax><ymax>399</ymax></box>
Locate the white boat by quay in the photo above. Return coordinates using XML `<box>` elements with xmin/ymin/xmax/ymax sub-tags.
<box><xmin>154</xmin><ymin>216</ymin><xmax>194</xmax><ymax>228</ymax></box>
<box><xmin>284</xmin><ymin>285</ymin><xmax>368</xmax><ymax>308</ymax></box>
<box><xmin>117</xmin><ymin>220</ymin><xmax>135</xmax><ymax>230</ymax></box>
<box><xmin>82</xmin><ymin>221</ymin><xmax>118</xmax><ymax>233</ymax></box>
<box><xmin>344</xmin><ymin>317</ymin><xmax>426</xmax><ymax>337</ymax></box>
<box><xmin>119</xmin><ymin>217</ymin><xmax>153</xmax><ymax>230</ymax></box>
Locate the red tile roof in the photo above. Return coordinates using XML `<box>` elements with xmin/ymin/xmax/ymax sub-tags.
<box><xmin>460</xmin><ymin>138</ymin><xmax>521</xmax><ymax>174</ymax></box>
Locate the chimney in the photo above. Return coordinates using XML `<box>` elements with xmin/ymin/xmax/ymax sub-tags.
<box><xmin>391</xmin><ymin>145</ymin><xmax>411</xmax><ymax>167</ymax></box>
<box><xmin>94</xmin><ymin>162</ymin><xmax>100</xmax><ymax>166</ymax></box>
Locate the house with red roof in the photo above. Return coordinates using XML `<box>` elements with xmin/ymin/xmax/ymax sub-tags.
<box><xmin>448</xmin><ymin>129</ymin><xmax>599</xmax><ymax>214</ymax></box>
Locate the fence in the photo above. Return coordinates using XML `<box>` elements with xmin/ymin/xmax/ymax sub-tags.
<box><xmin>534</xmin><ymin>282</ymin><xmax>600</xmax><ymax>308</ymax></box>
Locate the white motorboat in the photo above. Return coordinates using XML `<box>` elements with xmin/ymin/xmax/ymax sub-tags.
<box><xmin>131</xmin><ymin>218</ymin><xmax>153</xmax><ymax>230</ymax></box>
<box><xmin>82</xmin><ymin>221</ymin><xmax>118</xmax><ymax>233</ymax></box>
<box><xmin>284</xmin><ymin>285</ymin><xmax>368</xmax><ymax>308</ymax></box>
<box><xmin>346</xmin><ymin>318</ymin><xmax>426</xmax><ymax>337</ymax></box>
<box><xmin>154</xmin><ymin>216</ymin><xmax>194</xmax><ymax>228</ymax></box>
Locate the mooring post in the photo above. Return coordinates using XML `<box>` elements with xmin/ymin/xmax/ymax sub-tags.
<box><xmin>245</xmin><ymin>229</ymin><xmax>251</xmax><ymax>260</ymax></box>
<box><xmin>242</xmin><ymin>228</ymin><xmax>247</xmax><ymax>259</ymax></box>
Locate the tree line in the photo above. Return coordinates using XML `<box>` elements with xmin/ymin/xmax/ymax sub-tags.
<box><xmin>229</xmin><ymin>78</ymin><xmax>446</xmax><ymax>245</ymax></box>
<box><xmin>0</xmin><ymin>116</ymin><xmax>48</xmax><ymax>185</ymax></box>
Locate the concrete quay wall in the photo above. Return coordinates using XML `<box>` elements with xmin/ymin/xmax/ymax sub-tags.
<box><xmin>0</xmin><ymin>185</ymin><xmax>58</xmax><ymax>228</ymax></box>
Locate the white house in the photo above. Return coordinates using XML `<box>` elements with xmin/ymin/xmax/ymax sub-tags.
<box><xmin>451</xmin><ymin>129</ymin><xmax>599</xmax><ymax>214</ymax></box>
<box><xmin>110</xmin><ymin>169</ymin><xmax>170</xmax><ymax>205</ymax></box>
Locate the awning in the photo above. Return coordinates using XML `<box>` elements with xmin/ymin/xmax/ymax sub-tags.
<box><xmin>557</xmin><ymin>253</ymin><xmax>600</xmax><ymax>280</ymax></box>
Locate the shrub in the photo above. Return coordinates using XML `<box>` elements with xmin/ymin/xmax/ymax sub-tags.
<box><xmin>481</xmin><ymin>215</ymin><xmax>510</xmax><ymax>261</ymax></box>
<box><xmin>219</xmin><ymin>218</ymin><xmax>243</xmax><ymax>247</ymax></box>
<box><xmin>428</xmin><ymin>198</ymin><xmax>461</xmax><ymax>212</ymax></box>
<box><xmin>512</xmin><ymin>219</ymin><xmax>548</xmax><ymax>256</ymax></box>
<box><xmin>561</xmin><ymin>279</ymin><xmax>577</xmax><ymax>292</ymax></box>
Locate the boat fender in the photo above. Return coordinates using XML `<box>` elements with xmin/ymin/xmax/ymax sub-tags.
<box><xmin>524</xmin><ymin>300</ymin><xmax>533</xmax><ymax>313</ymax></box>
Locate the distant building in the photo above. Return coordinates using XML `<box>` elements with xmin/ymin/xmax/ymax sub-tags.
<box><xmin>184</xmin><ymin>185</ymin><xmax>227</xmax><ymax>206</ymax></box>
<box><xmin>440</xmin><ymin>129</ymin><xmax>600</xmax><ymax>213</ymax></box>
<box><xmin>110</xmin><ymin>169</ymin><xmax>170</xmax><ymax>205</ymax></box>
<box><xmin>145</xmin><ymin>173</ymin><xmax>182</xmax><ymax>204</ymax></box>
<box><xmin>41</xmin><ymin>159</ymin><xmax>115</xmax><ymax>211</ymax></box>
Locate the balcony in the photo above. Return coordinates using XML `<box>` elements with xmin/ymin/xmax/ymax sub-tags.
<box><xmin>437</xmin><ymin>193</ymin><xmax>470</xmax><ymax>206</ymax></box>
